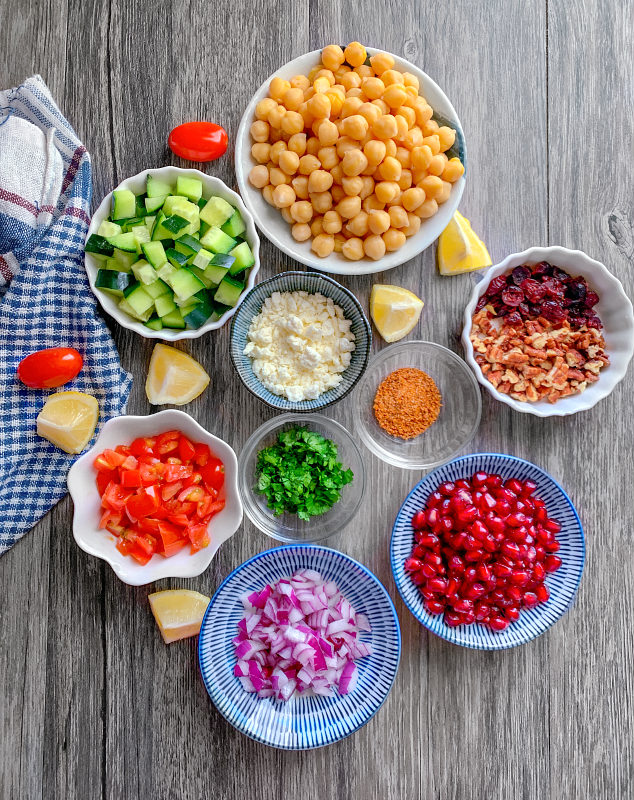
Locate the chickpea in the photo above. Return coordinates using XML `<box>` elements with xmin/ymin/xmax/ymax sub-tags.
<box><xmin>418</xmin><ymin>175</ymin><xmax>443</xmax><ymax>200</ymax></box>
<box><xmin>313</xmin><ymin>76</ymin><xmax>331</xmax><ymax>95</ymax></box>
<box><xmin>401</xmin><ymin>186</ymin><xmax>425</xmax><ymax>211</ymax></box>
<box><xmin>269</xmin><ymin>140</ymin><xmax>287</xmax><ymax>165</ymax></box>
<box><xmin>312</xmin><ymin>233</ymin><xmax>335</xmax><ymax>258</ymax></box>
<box><xmin>287</xmin><ymin>133</ymin><xmax>307</xmax><ymax>156</ymax></box>
<box><xmin>333</xmin><ymin>233</ymin><xmax>346</xmax><ymax>253</ymax></box>
<box><xmin>363</xmin><ymin>234</ymin><xmax>386</xmax><ymax>260</ymax></box>
<box><xmin>342</xmin><ymin>149</ymin><xmax>369</xmax><ymax>177</ymax></box>
<box><xmin>290</xmin><ymin>74</ymin><xmax>310</xmax><ymax>91</ymax></box>
<box><xmin>248</xmin><ymin>165</ymin><xmax>269</xmax><ymax>188</ymax></box>
<box><xmin>340</xmin><ymin>71</ymin><xmax>362</xmax><ymax>91</ymax></box>
<box><xmin>334</xmin><ymin>64</ymin><xmax>351</xmax><ymax>79</ymax></box>
<box><xmin>330</xmin><ymin>163</ymin><xmax>344</xmax><ymax>184</ymax></box>
<box><xmin>322</xmin><ymin>44</ymin><xmax>345</xmax><ymax>71</ymax></box>
<box><xmin>315</xmin><ymin>68</ymin><xmax>335</xmax><ymax>85</ymax></box>
<box><xmin>415</xmin><ymin>198</ymin><xmax>438</xmax><ymax>219</ymax></box>
<box><xmin>269</xmin><ymin>166</ymin><xmax>290</xmax><ymax>186</ymax></box>
<box><xmin>272</xmin><ymin>184</ymin><xmax>296</xmax><ymax>208</ymax></box>
<box><xmin>292</xmin><ymin>222</ymin><xmax>312</xmax><ymax>242</ymax></box>
<box><xmin>299</xmin><ymin>102</ymin><xmax>314</xmax><ymax>127</ymax></box>
<box><xmin>282</xmin><ymin>87</ymin><xmax>304</xmax><ymax>112</ymax></box>
<box><xmin>322</xmin><ymin>209</ymin><xmax>343</xmax><ymax>234</ymax></box>
<box><xmin>411</xmin><ymin>167</ymin><xmax>428</xmax><ymax>185</ymax></box>
<box><xmin>342</xmin><ymin>237</ymin><xmax>365</xmax><ymax>260</ymax></box>
<box><xmin>371</xmin><ymin>98</ymin><xmax>390</xmax><ymax>115</ymax></box>
<box><xmin>308</xmin><ymin>92</ymin><xmax>331</xmax><ymax>119</ymax></box>
<box><xmin>379</xmin><ymin>156</ymin><xmax>402</xmax><ymax>182</ymax></box>
<box><xmin>362</xmin><ymin>193</ymin><xmax>385</xmax><ymax>213</ymax></box>
<box><xmin>298</xmin><ymin>154</ymin><xmax>321</xmax><ymax>175</ymax></box>
<box><xmin>428</xmin><ymin>154</ymin><xmax>447</xmax><ymax>176</ymax></box>
<box><xmin>292</xmin><ymin>175</ymin><xmax>309</xmax><ymax>199</ymax></box>
<box><xmin>277</xmin><ymin>149</ymin><xmax>300</xmax><ymax>176</ymax></box>
<box><xmin>388</xmin><ymin>205</ymin><xmax>409</xmax><ymax>229</ymax></box>
<box><xmin>310</xmin><ymin>216</ymin><xmax>324</xmax><ymax>236</ymax></box>
<box><xmin>367</xmin><ymin>209</ymin><xmax>391</xmax><ymax>235</ymax></box>
<box><xmin>386</xmin><ymin>190</ymin><xmax>403</xmax><ymax>208</ymax></box>
<box><xmin>372</xmin><ymin>114</ymin><xmax>398</xmax><ymax>140</ymax></box>
<box><xmin>403</xmin><ymin>127</ymin><xmax>424</xmax><ymax>150</ymax></box>
<box><xmin>397</xmin><ymin>169</ymin><xmax>413</xmax><ymax>191</ymax></box>
<box><xmin>402</xmin><ymin>71</ymin><xmax>420</xmax><ymax>91</ymax></box>
<box><xmin>403</xmin><ymin>212</ymin><xmax>421</xmax><ymax>237</ymax></box>
<box><xmin>341</xmin><ymin>175</ymin><xmax>364</xmax><ymax>196</ymax></box>
<box><xmin>251</xmin><ymin>142</ymin><xmax>271</xmax><ymax>164</ymax></box>
<box><xmin>306</xmin><ymin>136</ymin><xmax>320</xmax><ymax>156</ymax></box>
<box><xmin>307</xmin><ymin>169</ymin><xmax>333</xmax><ymax>194</ymax></box>
<box><xmin>443</xmin><ymin>157</ymin><xmax>465</xmax><ymax>183</ymax></box>
<box><xmin>331</xmin><ymin>185</ymin><xmax>346</xmax><ymax>203</ymax></box>
<box><xmin>382</xmin><ymin>84</ymin><xmax>407</xmax><ymax>109</ymax></box>
<box><xmin>360</xmin><ymin>77</ymin><xmax>384</xmax><ymax>99</ymax></box>
<box><xmin>395</xmin><ymin>146</ymin><xmax>411</xmax><ymax>168</ymax></box>
<box><xmin>250</xmin><ymin>120</ymin><xmax>270</xmax><ymax>142</ymax></box>
<box><xmin>359</xmin><ymin>175</ymin><xmax>375</xmax><ymax>199</ymax></box>
<box><xmin>267</xmin><ymin>105</ymin><xmax>286</xmax><ymax>129</ymax></box>
<box><xmin>375</xmin><ymin>180</ymin><xmax>400</xmax><ymax>204</ymax></box>
<box><xmin>411</xmin><ymin>144</ymin><xmax>433</xmax><ymax>170</ymax></box>
<box><xmin>436</xmin><ymin>180</ymin><xmax>452</xmax><ymax>204</ymax></box>
<box><xmin>358</xmin><ymin>102</ymin><xmax>382</xmax><ymax>125</ymax></box>
<box><xmin>414</xmin><ymin>101</ymin><xmax>434</xmax><ymax>126</ymax></box>
<box><xmin>335</xmin><ymin>195</ymin><xmax>362</xmax><ymax>219</ymax></box>
<box><xmin>364</xmin><ymin>138</ymin><xmax>387</xmax><ymax>166</ymax></box>
<box><xmin>326</xmin><ymin>88</ymin><xmax>345</xmax><ymax>116</ymax></box>
<box><xmin>354</xmin><ymin>64</ymin><xmax>373</xmax><ymax>78</ymax></box>
<box><xmin>422</xmin><ymin>134</ymin><xmax>440</xmax><ymax>155</ymax></box>
<box><xmin>255</xmin><ymin>97</ymin><xmax>277</xmax><ymax>120</ymax></box>
<box><xmin>280</xmin><ymin>206</ymin><xmax>293</xmax><ymax>224</ymax></box>
<box><xmin>317</xmin><ymin>119</ymin><xmax>339</xmax><ymax>147</ymax></box>
<box><xmin>280</xmin><ymin>110</ymin><xmax>303</xmax><ymax>136</ymax></box>
<box><xmin>340</xmin><ymin>96</ymin><xmax>364</xmax><ymax>118</ymax></box>
<box><xmin>336</xmin><ymin>136</ymin><xmax>359</xmax><ymax>157</ymax></box>
<box><xmin>394</xmin><ymin>114</ymin><xmax>409</xmax><ymax>141</ymax></box>
<box><xmin>318</xmin><ymin>146</ymin><xmax>339</xmax><ymax>170</ymax></box>
<box><xmin>381</xmin><ymin>69</ymin><xmax>404</xmax><ymax>86</ymax></box>
<box><xmin>343</xmin><ymin>41</ymin><xmax>367</xmax><ymax>68</ymax></box>
<box><xmin>345</xmin><ymin>211</ymin><xmax>369</xmax><ymax>237</ymax></box>
<box><xmin>270</xmin><ymin>76</ymin><xmax>291</xmax><ymax>101</ymax></box>
<box><xmin>309</xmin><ymin>190</ymin><xmax>333</xmax><ymax>214</ymax></box>
<box><xmin>423</xmin><ymin>118</ymin><xmax>440</xmax><ymax>136</ymax></box>
<box><xmin>289</xmin><ymin>200</ymin><xmax>313</xmax><ymax>223</ymax></box>
<box><xmin>307</xmin><ymin>66</ymin><xmax>321</xmax><ymax>83</ymax></box>
<box><xmin>262</xmin><ymin>184</ymin><xmax>275</xmax><ymax>205</ymax></box>
<box><xmin>383</xmin><ymin>228</ymin><xmax>407</xmax><ymax>251</ymax></box>
<box><xmin>341</xmin><ymin>114</ymin><xmax>368</xmax><ymax>141</ymax></box>
<box><xmin>397</xmin><ymin>106</ymin><xmax>416</xmax><ymax>129</ymax></box>
<box><xmin>369</xmin><ymin>51</ymin><xmax>395</xmax><ymax>76</ymax></box>
<box><xmin>437</xmin><ymin>126</ymin><xmax>456</xmax><ymax>152</ymax></box>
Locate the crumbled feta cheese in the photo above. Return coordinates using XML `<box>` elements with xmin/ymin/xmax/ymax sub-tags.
<box><xmin>243</xmin><ymin>291</ymin><xmax>356</xmax><ymax>401</ymax></box>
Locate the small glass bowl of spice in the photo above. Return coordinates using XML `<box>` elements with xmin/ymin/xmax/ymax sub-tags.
<box><xmin>354</xmin><ymin>341</ymin><xmax>482</xmax><ymax>469</ymax></box>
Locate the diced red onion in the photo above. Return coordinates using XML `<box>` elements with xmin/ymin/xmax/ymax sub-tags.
<box><xmin>233</xmin><ymin>570</ymin><xmax>372</xmax><ymax>702</ymax></box>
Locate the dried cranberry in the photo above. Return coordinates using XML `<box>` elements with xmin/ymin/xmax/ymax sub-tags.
<box><xmin>551</xmin><ymin>266</ymin><xmax>571</xmax><ymax>282</ymax></box>
<box><xmin>518</xmin><ymin>302</ymin><xmax>530</xmax><ymax>316</ymax></box>
<box><xmin>584</xmin><ymin>290</ymin><xmax>599</xmax><ymax>308</ymax></box>
<box><xmin>585</xmin><ymin>313</ymin><xmax>603</xmax><ymax>329</ymax></box>
<box><xmin>532</xmin><ymin>261</ymin><xmax>553</xmax><ymax>276</ymax></box>
<box><xmin>501</xmin><ymin>286</ymin><xmax>524</xmax><ymax>307</ymax></box>
<box><xmin>520</xmin><ymin>278</ymin><xmax>546</xmax><ymax>303</ymax></box>
<box><xmin>505</xmin><ymin>311</ymin><xmax>522</xmax><ymax>326</ymax></box>
<box><xmin>475</xmin><ymin>296</ymin><xmax>487</xmax><ymax>313</ymax></box>
<box><xmin>511</xmin><ymin>266</ymin><xmax>531</xmax><ymax>285</ymax></box>
<box><xmin>542</xmin><ymin>277</ymin><xmax>565</xmax><ymax>299</ymax></box>
<box><xmin>485</xmin><ymin>275</ymin><xmax>508</xmax><ymax>297</ymax></box>
<box><xmin>539</xmin><ymin>300</ymin><xmax>566</xmax><ymax>323</ymax></box>
<box><xmin>566</xmin><ymin>280</ymin><xmax>587</xmax><ymax>302</ymax></box>
<box><xmin>568</xmin><ymin>315</ymin><xmax>585</xmax><ymax>330</ymax></box>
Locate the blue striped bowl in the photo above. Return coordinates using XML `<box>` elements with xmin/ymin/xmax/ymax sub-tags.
<box><xmin>229</xmin><ymin>271</ymin><xmax>371</xmax><ymax>411</ymax></box>
<box><xmin>198</xmin><ymin>545</ymin><xmax>401</xmax><ymax>749</ymax></box>
<box><xmin>390</xmin><ymin>454</ymin><xmax>585</xmax><ymax>650</ymax></box>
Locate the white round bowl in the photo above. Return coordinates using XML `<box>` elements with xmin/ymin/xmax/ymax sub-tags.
<box><xmin>85</xmin><ymin>166</ymin><xmax>260</xmax><ymax>340</ymax></box>
<box><xmin>235</xmin><ymin>47</ymin><xmax>466</xmax><ymax>276</ymax></box>
<box><xmin>67</xmin><ymin>409</ymin><xmax>243</xmax><ymax>585</ymax></box>
<box><xmin>462</xmin><ymin>246</ymin><xmax>634</xmax><ymax>417</ymax></box>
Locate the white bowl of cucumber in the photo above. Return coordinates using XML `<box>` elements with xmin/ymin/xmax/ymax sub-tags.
<box><xmin>84</xmin><ymin>166</ymin><xmax>260</xmax><ymax>339</ymax></box>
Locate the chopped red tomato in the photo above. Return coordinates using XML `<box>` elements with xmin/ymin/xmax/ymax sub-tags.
<box><xmin>93</xmin><ymin>431</ymin><xmax>225</xmax><ymax>565</ymax></box>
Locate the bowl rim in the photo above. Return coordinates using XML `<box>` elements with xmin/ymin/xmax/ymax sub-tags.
<box><xmin>238</xmin><ymin>411</ymin><xmax>367</xmax><ymax>542</ymax></box>
<box><xmin>197</xmin><ymin>542</ymin><xmax>402</xmax><ymax>749</ymax></box>
<box><xmin>353</xmin><ymin>339</ymin><xmax>482</xmax><ymax>469</ymax></box>
<box><xmin>229</xmin><ymin>270</ymin><xmax>372</xmax><ymax>412</ymax></box>
<box><xmin>84</xmin><ymin>166</ymin><xmax>261</xmax><ymax>341</ymax></box>
<box><xmin>390</xmin><ymin>452</ymin><xmax>586</xmax><ymax>650</ymax></box>
<box><xmin>461</xmin><ymin>245</ymin><xmax>634</xmax><ymax>417</ymax></box>
<box><xmin>67</xmin><ymin>409</ymin><xmax>243</xmax><ymax>585</ymax></box>
<box><xmin>234</xmin><ymin>46</ymin><xmax>466</xmax><ymax>276</ymax></box>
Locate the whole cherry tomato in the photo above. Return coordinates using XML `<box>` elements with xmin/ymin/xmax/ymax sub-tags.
<box><xmin>17</xmin><ymin>347</ymin><xmax>83</xmax><ymax>388</ymax></box>
<box><xmin>168</xmin><ymin>121</ymin><xmax>228</xmax><ymax>162</ymax></box>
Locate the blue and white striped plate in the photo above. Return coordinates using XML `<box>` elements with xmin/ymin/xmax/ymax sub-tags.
<box><xmin>198</xmin><ymin>545</ymin><xmax>401</xmax><ymax>749</ymax></box>
<box><xmin>229</xmin><ymin>271</ymin><xmax>371</xmax><ymax>412</ymax></box>
<box><xmin>390</xmin><ymin>454</ymin><xmax>585</xmax><ymax>650</ymax></box>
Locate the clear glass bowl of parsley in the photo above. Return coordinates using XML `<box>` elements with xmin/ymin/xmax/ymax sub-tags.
<box><xmin>238</xmin><ymin>414</ymin><xmax>366</xmax><ymax>542</ymax></box>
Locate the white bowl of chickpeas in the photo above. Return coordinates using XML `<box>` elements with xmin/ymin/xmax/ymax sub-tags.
<box><xmin>235</xmin><ymin>42</ymin><xmax>466</xmax><ymax>275</ymax></box>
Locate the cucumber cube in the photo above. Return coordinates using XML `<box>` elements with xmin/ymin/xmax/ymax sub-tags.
<box><xmin>111</xmin><ymin>189</ymin><xmax>136</xmax><ymax>221</ymax></box>
<box><xmin>141</xmin><ymin>241</ymin><xmax>167</xmax><ymax>269</ymax></box>
<box><xmin>228</xmin><ymin>241</ymin><xmax>255</xmax><ymax>274</ymax></box>
<box><xmin>214</xmin><ymin>275</ymin><xmax>244</xmax><ymax>307</ymax></box>
<box><xmin>174</xmin><ymin>234</ymin><xmax>202</xmax><ymax>257</ymax></box>
<box><xmin>107</xmin><ymin>232</ymin><xmax>137</xmax><ymax>252</ymax></box>
<box><xmin>131</xmin><ymin>260</ymin><xmax>158</xmax><ymax>285</ymax></box>
<box><xmin>156</xmin><ymin>262</ymin><xmax>178</xmax><ymax>283</ymax></box>
<box><xmin>144</xmin><ymin>195</ymin><xmax>167</xmax><ymax>213</ymax></box>
<box><xmin>97</xmin><ymin>220</ymin><xmax>122</xmax><ymax>239</ymax></box>
<box><xmin>167</xmin><ymin>267</ymin><xmax>206</xmax><ymax>302</ymax></box>
<box><xmin>183</xmin><ymin>291</ymin><xmax>214</xmax><ymax>329</ymax></box>
<box><xmin>189</xmin><ymin>266</ymin><xmax>214</xmax><ymax>288</ymax></box>
<box><xmin>199</xmin><ymin>226</ymin><xmax>237</xmax><ymax>254</ymax></box>
<box><xmin>191</xmin><ymin>248</ymin><xmax>214</xmax><ymax>270</ymax></box>
<box><xmin>86</xmin><ymin>234</ymin><xmax>114</xmax><ymax>258</ymax></box>
<box><xmin>161</xmin><ymin>308</ymin><xmax>186</xmax><ymax>329</ymax></box>
<box><xmin>113</xmin><ymin>249</ymin><xmax>138</xmax><ymax>271</ymax></box>
<box><xmin>176</xmin><ymin>176</ymin><xmax>203</xmax><ymax>203</ymax></box>
<box><xmin>166</xmin><ymin>248</ymin><xmax>189</xmax><ymax>268</ymax></box>
<box><xmin>144</xmin><ymin>279</ymin><xmax>171</xmax><ymax>300</ymax></box>
<box><xmin>132</xmin><ymin>224</ymin><xmax>151</xmax><ymax>254</ymax></box>
<box><xmin>159</xmin><ymin>214</ymin><xmax>189</xmax><ymax>237</ymax></box>
<box><xmin>199</xmin><ymin>196</ymin><xmax>234</xmax><ymax>228</ymax></box>
<box><xmin>144</xmin><ymin>215</ymin><xmax>156</xmax><ymax>234</ymax></box>
<box><xmin>155</xmin><ymin>293</ymin><xmax>177</xmax><ymax>317</ymax></box>
<box><xmin>221</xmin><ymin>210</ymin><xmax>246</xmax><ymax>239</ymax></box>
<box><xmin>95</xmin><ymin>269</ymin><xmax>133</xmax><ymax>297</ymax></box>
<box><xmin>144</xmin><ymin>317</ymin><xmax>164</xmax><ymax>331</ymax></box>
<box><xmin>147</xmin><ymin>175</ymin><xmax>173</xmax><ymax>198</ymax></box>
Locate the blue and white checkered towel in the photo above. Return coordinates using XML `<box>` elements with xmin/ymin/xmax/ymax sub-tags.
<box><xmin>0</xmin><ymin>76</ymin><xmax>132</xmax><ymax>555</ymax></box>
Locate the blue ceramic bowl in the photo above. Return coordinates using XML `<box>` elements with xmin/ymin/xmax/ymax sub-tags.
<box><xmin>198</xmin><ymin>545</ymin><xmax>401</xmax><ymax>749</ymax></box>
<box><xmin>229</xmin><ymin>271</ymin><xmax>371</xmax><ymax>412</ymax></box>
<box><xmin>391</xmin><ymin>454</ymin><xmax>585</xmax><ymax>650</ymax></box>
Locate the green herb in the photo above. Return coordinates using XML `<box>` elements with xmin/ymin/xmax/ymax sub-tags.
<box><xmin>255</xmin><ymin>426</ymin><xmax>353</xmax><ymax>520</ymax></box>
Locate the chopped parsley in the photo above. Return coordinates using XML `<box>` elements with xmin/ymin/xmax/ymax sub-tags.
<box><xmin>255</xmin><ymin>426</ymin><xmax>354</xmax><ymax>520</ymax></box>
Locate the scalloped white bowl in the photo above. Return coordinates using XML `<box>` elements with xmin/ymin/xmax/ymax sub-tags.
<box><xmin>462</xmin><ymin>246</ymin><xmax>634</xmax><ymax>417</ymax></box>
<box><xmin>235</xmin><ymin>47</ymin><xmax>466</xmax><ymax>276</ymax></box>
<box><xmin>67</xmin><ymin>410</ymin><xmax>243</xmax><ymax>585</ymax></box>
<box><xmin>85</xmin><ymin>167</ymin><xmax>260</xmax><ymax>340</ymax></box>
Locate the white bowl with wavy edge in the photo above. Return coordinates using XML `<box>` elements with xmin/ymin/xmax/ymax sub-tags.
<box><xmin>84</xmin><ymin>167</ymin><xmax>260</xmax><ymax>340</ymax></box>
<box><xmin>67</xmin><ymin>410</ymin><xmax>243</xmax><ymax>585</ymax></box>
<box><xmin>461</xmin><ymin>246</ymin><xmax>634</xmax><ymax>417</ymax></box>
<box><xmin>235</xmin><ymin>47</ymin><xmax>466</xmax><ymax>276</ymax></box>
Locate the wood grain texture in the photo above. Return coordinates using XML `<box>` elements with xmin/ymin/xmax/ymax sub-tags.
<box><xmin>1</xmin><ymin>0</ymin><xmax>633</xmax><ymax>797</ymax></box>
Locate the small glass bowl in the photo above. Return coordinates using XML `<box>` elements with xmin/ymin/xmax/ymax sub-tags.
<box><xmin>238</xmin><ymin>413</ymin><xmax>366</xmax><ymax>543</ymax></box>
<box><xmin>353</xmin><ymin>340</ymin><xmax>482</xmax><ymax>470</ymax></box>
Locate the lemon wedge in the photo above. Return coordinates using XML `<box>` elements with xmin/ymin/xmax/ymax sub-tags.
<box><xmin>149</xmin><ymin>589</ymin><xmax>211</xmax><ymax>644</ymax></box>
<box><xmin>437</xmin><ymin>211</ymin><xmax>492</xmax><ymax>275</ymax></box>
<box><xmin>145</xmin><ymin>343</ymin><xmax>210</xmax><ymax>406</ymax></box>
<box><xmin>370</xmin><ymin>284</ymin><xmax>424</xmax><ymax>343</ymax></box>
<box><xmin>36</xmin><ymin>391</ymin><xmax>99</xmax><ymax>454</ymax></box>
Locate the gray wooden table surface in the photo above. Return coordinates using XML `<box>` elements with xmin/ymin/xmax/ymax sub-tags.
<box><xmin>2</xmin><ymin>1</ymin><xmax>633</xmax><ymax>798</ymax></box>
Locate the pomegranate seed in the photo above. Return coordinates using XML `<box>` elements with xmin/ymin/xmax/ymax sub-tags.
<box><xmin>412</xmin><ymin>544</ymin><xmax>427</xmax><ymax>558</ymax></box>
<box><xmin>506</xmin><ymin>586</ymin><xmax>523</xmax><ymax>602</ymax></box>
<box><xmin>533</xmin><ymin>562</ymin><xmax>546</xmax><ymax>582</ymax></box>
<box><xmin>440</xmin><ymin>517</ymin><xmax>453</xmax><ymax>533</ymax></box>
<box><xmin>448</xmin><ymin>554</ymin><xmax>465</xmax><ymax>573</ymax></box>
<box><xmin>501</xmin><ymin>541</ymin><xmax>521</xmax><ymax>559</ymax></box>
<box><xmin>535</xmin><ymin>584</ymin><xmax>550</xmax><ymax>603</ymax></box>
<box><xmin>419</xmin><ymin>534</ymin><xmax>440</xmax><ymax>549</ymax></box>
<box><xmin>446</xmin><ymin>578</ymin><xmax>458</xmax><ymax>597</ymax></box>
<box><xmin>421</xmin><ymin>587</ymin><xmax>436</xmax><ymax>600</ymax></box>
<box><xmin>425</xmin><ymin>508</ymin><xmax>439</xmax><ymax>528</ymax></box>
<box><xmin>545</xmin><ymin>519</ymin><xmax>562</xmax><ymax>534</ymax></box>
<box><xmin>421</xmin><ymin>563</ymin><xmax>436</xmax><ymax>579</ymax></box>
<box><xmin>440</xmin><ymin>498</ymin><xmax>452</xmax><ymax>514</ymax></box>
<box><xmin>497</xmin><ymin>488</ymin><xmax>517</xmax><ymax>504</ymax></box>
<box><xmin>470</xmin><ymin>520</ymin><xmax>489</xmax><ymax>540</ymax></box>
<box><xmin>404</xmin><ymin>557</ymin><xmax>423</xmax><ymax>572</ymax></box>
<box><xmin>485</xmin><ymin>474</ymin><xmax>503</xmax><ymax>489</ymax></box>
<box><xmin>483</xmin><ymin>535</ymin><xmax>498</xmax><ymax>553</ymax></box>
<box><xmin>506</xmin><ymin>606</ymin><xmax>521</xmax><ymax>622</ymax></box>
<box><xmin>454</xmin><ymin>479</ymin><xmax>471</xmax><ymax>490</ymax></box>
<box><xmin>514</xmin><ymin>500</ymin><xmax>528</xmax><ymax>514</ymax></box>
<box><xmin>544</xmin><ymin>555</ymin><xmax>562</xmax><ymax>572</ymax></box>
<box><xmin>444</xmin><ymin>612</ymin><xmax>462</xmax><ymax>627</ymax></box>
<box><xmin>524</xmin><ymin>545</ymin><xmax>537</xmax><ymax>562</ymax></box>
<box><xmin>479</xmin><ymin>492</ymin><xmax>497</xmax><ymax>512</ymax></box>
<box><xmin>463</xmin><ymin>566</ymin><xmax>478</xmax><ymax>582</ymax></box>
<box><xmin>489</xmin><ymin>615</ymin><xmax>509</xmax><ymax>631</ymax></box>
<box><xmin>472</xmin><ymin>471</ymin><xmax>489</xmax><ymax>488</ymax></box>
<box><xmin>426</xmin><ymin>599</ymin><xmax>445</xmax><ymax>614</ymax></box>
<box><xmin>523</xmin><ymin>591</ymin><xmax>539</xmax><ymax>608</ymax></box>
<box><xmin>495</xmin><ymin>499</ymin><xmax>512</xmax><ymax>516</ymax></box>
<box><xmin>412</xmin><ymin>510</ymin><xmax>426</xmax><ymax>529</ymax></box>
<box><xmin>535</xmin><ymin>506</ymin><xmax>548</xmax><ymax>523</ymax></box>
<box><xmin>545</xmin><ymin>540</ymin><xmax>560</xmax><ymax>553</ymax></box>
<box><xmin>428</xmin><ymin>577</ymin><xmax>448</xmax><ymax>593</ymax></box>
<box><xmin>465</xmin><ymin>582</ymin><xmax>486</xmax><ymax>600</ymax></box>
<box><xmin>438</xmin><ymin>481</ymin><xmax>455</xmax><ymax>496</ymax></box>
<box><xmin>535</xmin><ymin>545</ymin><xmax>546</xmax><ymax>560</ymax></box>
<box><xmin>505</xmin><ymin>478</ymin><xmax>523</xmax><ymax>495</ymax></box>
<box><xmin>520</xmin><ymin>479</ymin><xmax>537</xmax><ymax>496</ymax></box>
<box><xmin>456</xmin><ymin>505</ymin><xmax>478</xmax><ymax>523</ymax></box>
<box><xmin>465</xmin><ymin>549</ymin><xmax>485</xmax><ymax>562</ymax></box>
<box><xmin>476</xmin><ymin>563</ymin><xmax>492</xmax><ymax>582</ymax></box>
<box><xmin>486</xmin><ymin>515</ymin><xmax>506</xmax><ymax>535</ymax></box>
<box><xmin>426</xmin><ymin>553</ymin><xmax>443</xmax><ymax>568</ymax></box>
<box><xmin>494</xmin><ymin>563</ymin><xmax>513</xmax><ymax>578</ymax></box>
<box><xmin>474</xmin><ymin>602</ymin><xmax>491</xmax><ymax>621</ymax></box>
<box><xmin>461</xmin><ymin>611</ymin><xmax>476</xmax><ymax>625</ymax></box>
<box><xmin>427</xmin><ymin>491</ymin><xmax>443</xmax><ymax>508</ymax></box>
<box><xmin>453</xmin><ymin>598</ymin><xmax>474</xmax><ymax>614</ymax></box>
